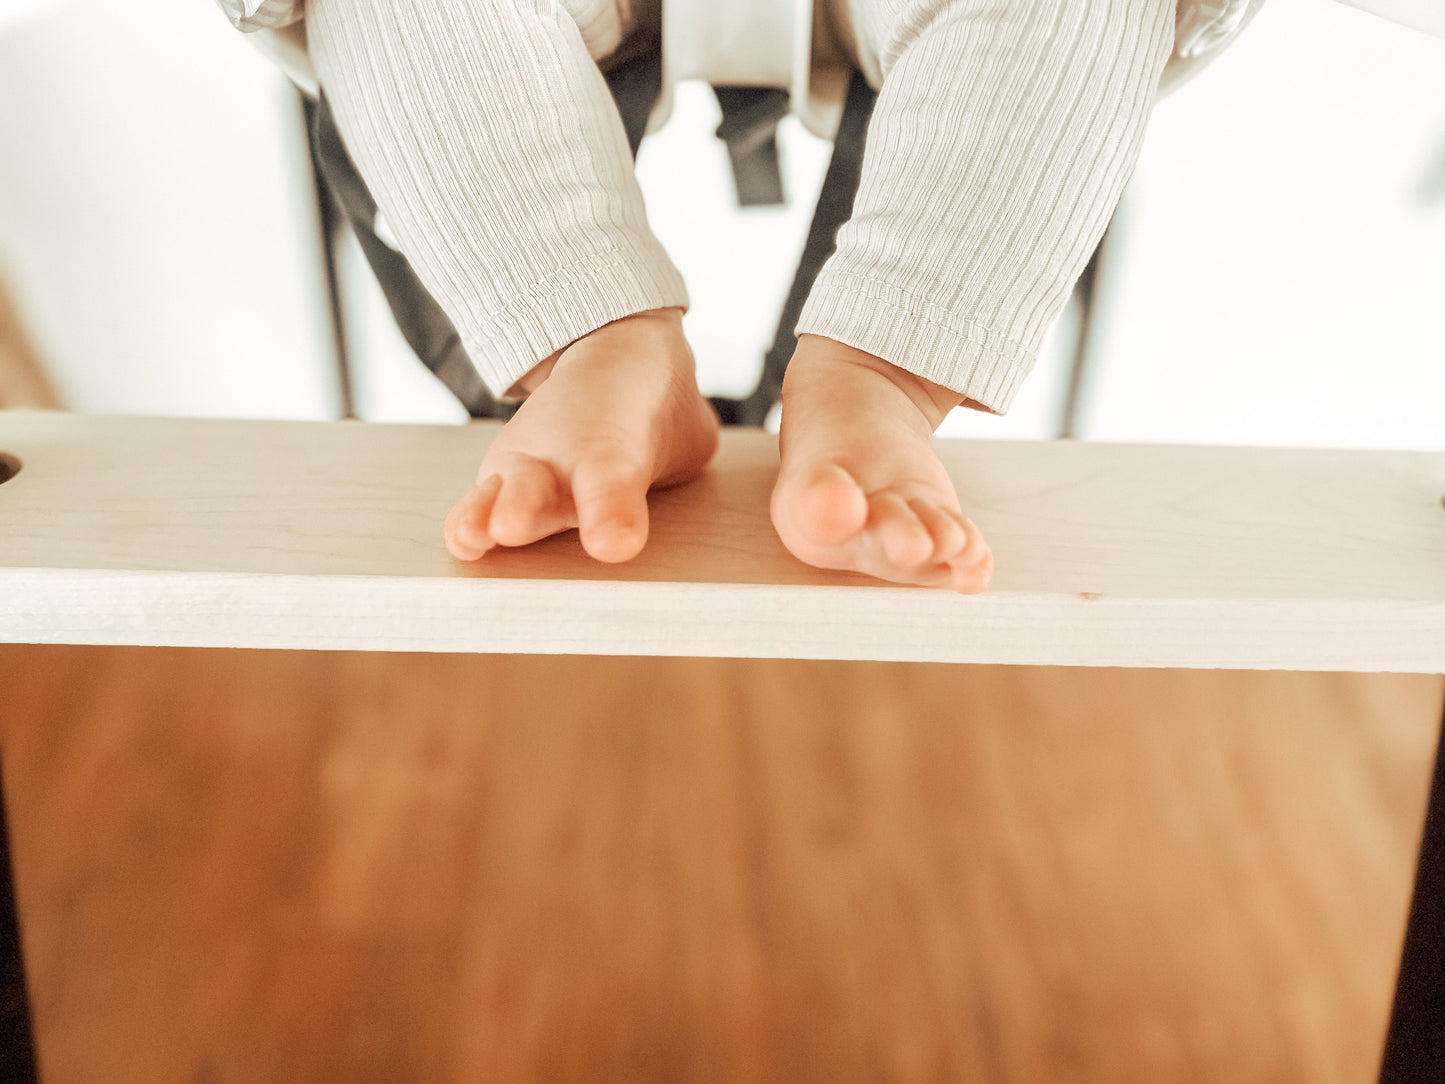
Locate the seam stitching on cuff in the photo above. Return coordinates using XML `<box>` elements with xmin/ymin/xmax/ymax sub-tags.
<box><xmin>811</xmin><ymin>270</ymin><xmax>1033</xmax><ymax>366</ymax></box>
<box><xmin>465</xmin><ymin>245</ymin><xmax>677</xmax><ymax>333</ymax></box>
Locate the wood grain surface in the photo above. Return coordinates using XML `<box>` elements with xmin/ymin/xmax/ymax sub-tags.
<box><xmin>2</xmin><ymin>411</ymin><xmax>1444</xmax><ymax>668</ymax></box>
<box><xmin>1</xmin><ymin>648</ymin><xmax>1440</xmax><ymax>1082</ymax></box>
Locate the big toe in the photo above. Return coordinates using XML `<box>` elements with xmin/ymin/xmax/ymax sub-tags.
<box><xmin>776</xmin><ymin>462</ymin><xmax>869</xmax><ymax>548</ymax></box>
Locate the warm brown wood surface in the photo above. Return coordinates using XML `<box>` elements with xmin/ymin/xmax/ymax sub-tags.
<box><xmin>1</xmin><ymin>647</ymin><xmax>1440</xmax><ymax>1082</ymax></box>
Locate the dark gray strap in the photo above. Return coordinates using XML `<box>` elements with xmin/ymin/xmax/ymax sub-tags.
<box><xmin>710</xmin><ymin>69</ymin><xmax>877</xmax><ymax>426</ymax></box>
<box><xmin>606</xmin><ymin>47</ymin><xmax>665</xmax><ymax>159</ymax></box>
<box><xmin>310</xmin><ymin>54</ymin><xmax>877</xmax><ymax>428</ymax></box>
<box><xmin>711</xmin><ymin>86</ymin><xmax>790</xmax><ymax>207</ymax></box>
<box><xmin>308</xmin><ymin>49</ymin><xmax>664</xmax><ymax>419</ymax></box>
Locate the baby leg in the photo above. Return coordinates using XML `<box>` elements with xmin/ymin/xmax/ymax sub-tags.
<box><xmin>773</xmin><ymin>0</ymin><xmax>1176</xmax><ymax>591</ymax></box>
<box><xmin>307</xmin><ymin>0</ymin><xmax>717</xmax><ymax>562</ymax></box>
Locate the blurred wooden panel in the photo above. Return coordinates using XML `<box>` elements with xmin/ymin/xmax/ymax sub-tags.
<box><xmin>0</xmin><ymin>275</ymin><xmax>58</xmax><ymax>409</ymax></box>
<box><xmin>0</xmin><ymin>647</ymin><xmax>1439</xmax><ymax>1082</ymax></box>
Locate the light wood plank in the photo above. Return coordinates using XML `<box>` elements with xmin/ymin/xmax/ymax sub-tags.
<box><xmin>1</xmin><ymin>410</ymin><xmax>1444</xmax><ymax>668</ymax></box>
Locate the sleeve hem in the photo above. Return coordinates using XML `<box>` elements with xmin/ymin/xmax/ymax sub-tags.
<box><xmin>459</xmin><ymin>250</ymin><xmax>690</xmax><ymax>399</ymax></box>
<box><xmin>796</xmin><ymin>270</ymin><xmax>1034</xmax><ymax>415</ymax></box>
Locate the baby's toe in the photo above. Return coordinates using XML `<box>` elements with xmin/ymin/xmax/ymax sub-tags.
<box><xmin>871</xmin><ymin>492</ymin><xmax>935</xmax><ymax>568</ymax></box>
<box><xmin>950</xmin><ymin>545</ymin><xmax>994</xmax><ymax>594</ymax></box>
<box><xmin>907</xmin><ymin>497</ymin><xmax>967</xmax><ymax>563</ymax></box>
<box><xmin>783</xmin><ymin>463</ymin><xmax>869</xmax><ymax>548</ymax></box>
<box><xmin>488</xmin><ymin>456</ymin><xmax>566</xmax><ymax>547</ymax></box>
<box><xmin>571</xmin><ymin>453</ymin><xmax>651</xmax><ymax>563</ymax></box>
<box><xmin>944</xmin><ymin>515</ymin><xmax>993</xmax><ymax>594</ymax></box>
<box><xmin>954</xmin><ymin>510</ymin><xmax>991</xmax><ymax>569</ymax></box>
<box><xmin>445</xmin><ymin>474</ymin><xmax>503</xmax><ymax>561</ymax></box>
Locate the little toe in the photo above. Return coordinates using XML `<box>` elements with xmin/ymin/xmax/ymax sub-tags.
<box><xmin>871</xmin><ymin>492</ymin><xmax>936</xmax><ymax>569</ymax></box>
<box><xmin>571</xmin><ymin>454</ymin><xmax>651</xmax><ymax>563</ymax></box>
<box><xmin>943</xmin><ymin>512</ymin><xmax>993</xmax><ymax>594</ymax></box>
<box><xmin>445</xmin><ymin>473</ymin><xmax>503</xmax><ymax>561</ymax></box>
<box><xmin>488</xmin><ymin>456</ymin><xmax>567</xmax><ymax>547</ymax></box>
<box><xmin>950</xmin><ymin>545</ymin><xmax>995</xmax><ymax>594</ymax></box>
<box><xmin>953</xmin><ymin>510</ymin><xmax>992</xmax><ymax>569</ymax></box>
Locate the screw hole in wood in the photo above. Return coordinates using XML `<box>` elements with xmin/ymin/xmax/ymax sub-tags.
<box><xmin>0</xmin><ymin>453</ymin><xmax>21</xmax><ymax>486</ymax></box>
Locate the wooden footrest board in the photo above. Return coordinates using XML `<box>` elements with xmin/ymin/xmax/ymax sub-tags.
<box><xmin>2</xmin><ymin>411</ymin><xmax>1443</xmax><ymax>669</ymax></box>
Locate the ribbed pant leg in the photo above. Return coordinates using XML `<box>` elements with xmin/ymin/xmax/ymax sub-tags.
<box><xmin>306</xmin><ymin>0</ymin><xmax>687</xmax><ymax>397</ymax></box>
<box><xmin>802</xmin><ymin>0</ymin><xmax>1175</xmax><ymax>413</ymax></box>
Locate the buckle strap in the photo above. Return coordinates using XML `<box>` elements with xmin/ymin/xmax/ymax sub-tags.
<box><xmin>712</xmin><ymin>86</ymin><xmax>791</xmax><ymax>207</ymax></box>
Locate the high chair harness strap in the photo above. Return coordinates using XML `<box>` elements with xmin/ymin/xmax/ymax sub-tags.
<box><xmin>308</xmin><ymin>50</ymin><xmax>877</xmax><ymax>425</ymax></box>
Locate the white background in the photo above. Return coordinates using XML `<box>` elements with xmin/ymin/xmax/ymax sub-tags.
<box><xmin>0</xmin><ymin>0</ymin><xmax>1442</xmax><ymax>449</ymax></box>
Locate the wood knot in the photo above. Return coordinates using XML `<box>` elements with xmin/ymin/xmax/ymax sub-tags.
<box><xmin>0</xmin><ymin>452</ymin><xmax>20</xmax><ymax>486</ymax></box>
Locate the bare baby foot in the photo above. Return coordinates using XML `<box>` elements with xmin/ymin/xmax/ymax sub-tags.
<box><xmin>770</xmin><ymin>335</ymin><xmax>994</xmax><ymax>593</ymax></box>
<box><xmin>444</xmin><ymin>308</ymin><xmax>719</xmax><ymax>564</ymax></box>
